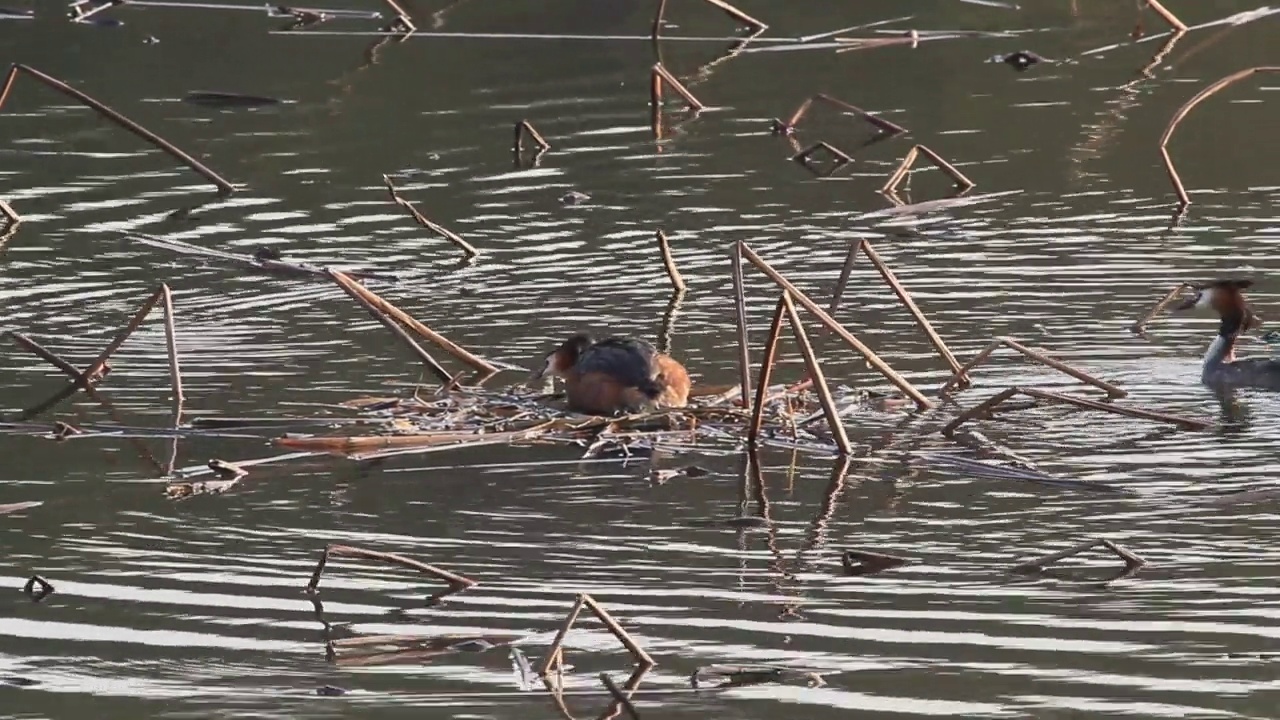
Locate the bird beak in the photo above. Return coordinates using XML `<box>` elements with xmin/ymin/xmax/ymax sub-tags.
<box><xmin>1173</xmin><ymin>286</ymin><xmax>1209</xmax><ymax>311</ymax></box>
<box><xmin>528</xmin><ymin>353</ymin><xmax>553</xmax><ymax>382</ymax></box>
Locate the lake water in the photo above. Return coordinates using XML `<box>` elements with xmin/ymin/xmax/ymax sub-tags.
<box><xmin>2</xmin><ymin>1</ymin><xmax>1280</xmax><ymax>718</ymax></box>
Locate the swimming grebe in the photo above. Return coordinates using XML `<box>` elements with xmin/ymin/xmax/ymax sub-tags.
<box><xmin>530</xmin><ymin>334</ymin><xmax>691</xmax><ymax>415</ymax></box>
<box><xmin>1174</xmin><ymin>279</ymin><xmax>1279</xmax><ymax>389</ymax></box>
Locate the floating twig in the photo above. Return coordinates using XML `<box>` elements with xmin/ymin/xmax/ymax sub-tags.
<box><xmin>652</xmin><ymin>0</ymin><xmax>767</xmax><ymax>37</ymax></box>
<box><xmin>381</xmin><ymin>0</ymin><xmax>416</xmax><ymax>31</ymax></box>
<box><xmin>782</xmin><ymin>293</ymin><xmax>852</xmax><ymax>455</ymax></box>
<box><xmin>306</xmin><ymin>543</ymin><xmax>477</xmax><ymax>596</ymax></box>
<box><xmin>381</xmin><ymin>174</ymin><xmax>478</xmax><ymax>259</ymax></box>
<box><xmin>0</xmin><ymin>501</ymin><xmax>41</xmax><ymax>515</ymax></box>
<box><xmin>1011</xmin><ymin>537</ymin><xmax>1146</xmax><ymax>574</ymax></box>
<box><xmin>654</xmin><ymin>230</ymin><xmax>687</xmax><ymax>292</ymax></box>
<box><xmin>539</xmin><ymin>593</ymin><xmax>655</xmax><ymax>676</ymax></box>
<box><xmin>0</xmin><ymin>64</ymin><xmax>235</xmax><ymax>194</ymax></box>
<box><xmin>128</xmin><ymin>232</ymin><xmax>398</xmax><ymax>282</ymax></box>
<box><xmin>738</xmin><ymin>242</ymin><xmax>934</xmax><ymax>409</ymax></box>
<box><xmin>691</xmin><ymin>664</ymin><xmax>826</xmax><ymax>689</ymax></box>
<box><xmin>1159</xmin><ymin>66</ymin><xmax>1278</xmax><ymax>208</ymax></box>
<box><xmin>842</xmin><ymin>548</ymin><xmax>913</xmax><ymax>576</ymax></box>
<box><xmin>326</xmin><ymin>269</ymin><xmax>452</xmax><ymax>384</ymax></box>
<box><xmin>328</xmin><ymin>270</ymin><xmax>499</xmax><ymax>375</ymax></box>
<box><xmin>772</xmin><ymin>93</ymin><xmax>907</xmax><ymax>137</ymax></box>
<box><xmin>0</xmin><ymin>199</ymin><xmax>19</xmax><ymax>224</ymax></box>
<box><xmin>1131</xmin><ymin>283</ymin><xmax>1194</xmax><ymax>333</ymax></box>
<box><xmin>941</xmin><ymin>385</ymin><xmax>1210</xmax><ymax>435</ymax></box>
<box><xmin>939</xmin><ymin>336</ymin><xmax>1126</xmax><ymax>398</ymax></box>
<box><xmin>650</xmin><ymin>63</ymin><xmax>705</xmax><ymax>112</ymax></box>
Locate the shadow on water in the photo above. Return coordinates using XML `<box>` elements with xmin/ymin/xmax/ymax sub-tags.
<box><xmin>3</xmin><ymin>1</ymin><xmax>1280</xmax><ymax>718</ymax></box>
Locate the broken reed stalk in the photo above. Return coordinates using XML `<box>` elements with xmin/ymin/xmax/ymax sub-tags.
<box><xmin>0</xmin><ymin>64</ymin><xmax>235</xmax><ymax>194</ymax></box>
<box><xmin>774</xmin><ymin>93</ymin><xmax>907</xmax><ymax>136</ymax></box>
<box><xmin>382</xmin><ymin>0</ymin><xmax>417</xmax><ymax>31</ymax></box>
<box><xmin>599</xmin><ymin>673</ymin><xmax>641</xmax><ymax>720</ymax></box>
<box><xmin>0</xmin><ymin>199</ymin><xmax>20</xmax><ymax>224</ymax></box>
<box><xmin>938</xmin><ymin>336</ymin><xmax>1126</xmax><ymax>398</ymax></box>
<box><xmin>858</xmin><ymin>240</ymin><xmax>965</xmax><ymax>380</ymax></box>
<box><xmin>1011</xmin><ymin>537</ymin><xmax>1146</xmax><ymax>574</ymax></box>
<box><xmin>738</xmin><ymin>242</ymin><xmax>934</xmax><ymax>410</ymax></box>
<box><xmin>328</xmin><ymin>270</ymin><xmax>499</xmax><ymax>375</ymax></box>
<box><xmin>539</xmin><ymin>594</ymin><xmax>587</xmax><ymax>676</ymax></box>
<box><xmin>79</xmin><ymin>288</ymin><xmax>165</xmax><ymax>388</ymax></box>
<box><xmin>539</xmin><ymin>593</ymin><xmax>655</xmax><ymax>676</ymax></box>
<box><xmin>781</xmin><ymin>293</ymin><xmax>852</xmax><ymax>455</ymax></box>
<box><xmin>651</xmin><ymin>63</ymin><xmax>705</xmax><ymax>112</ymax></box>
<box><xmin>747</xmin><ymin>295</ymin><xmax>788</xmax><ymax>446</ymax></box>
<box><xmin>381</xmin><ymin>175</ymin><xmax>478</xmax><ymax>259</ymax></box>
<box><xmin>652</xmin><ymin>0</ymin><xmax>766</xmax><ymax>36</ymax></box>
<box><xmin>159</xmin><ymin>284</ymin><xmax>185</xmax><ymax>425</ymax></box>
<box><xmin>880</xmin><ymin>144</ymin><xmax>975</xmax><ymax>195</ymax></box>
<box><xmin>941</xmin><ymin>385</ymin><xmax>1210</xmax><ymax>435</ymax></box>
<box><xmin>513</xmin><ymin>120</ymin><xmax>551</xmax><ymax>154</ymax></box>
<box><xmin>326</xmin><ymin>269</ymin><xmax>452</xmax><ymax>384</ymax></box>
<box><xmin>1158</xmin><ymin>66</ymin><xmax>1279</xmax><ymax>208</ymax></box>
<box><xmin>306</xmin><ymin>543</ymin><xmax>477</xmax><ymax>593</ymax></box>
<box><xmin>1145</xmin><ymin>0</ymin><xmax>1188</xmax><ymax>32</ymax></box>
<box><xmin>730</xmin><ymin>242</ymin><xmax>753</xmax><ymax>408</ymax></box>
<box><xmin>6</xmin><ymin>331</ymin><xmax>90</xmax><ymax>380</ymax></box>
<box><xmin>655</xmin><ymin>230</ymin><xmax>687</xmax><ymax>292</ymax></box>
<box><xmin>792</xmin><ymin>141</ymin><xmax>853</xmax><ymax>166</ymax></box>
<box><xmin>1131</xmin><ymin>283</ymin><xmax>1193</xmax><ymax>332</ymax></box>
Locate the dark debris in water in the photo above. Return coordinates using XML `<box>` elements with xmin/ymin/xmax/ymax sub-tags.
<box><xmin>992</xmin><ymin>50</ymin><xmax>1050</xmax><ymax>71</ymax></box>
<box><xmin>183</xmin><ymin>91</ymin><xmax>286</xmax><ymax>108</ymax></box>
<box><xmin>315</xmin><ymin>685</ymin><xmax>347</xmax><ymax>697</ymax></box>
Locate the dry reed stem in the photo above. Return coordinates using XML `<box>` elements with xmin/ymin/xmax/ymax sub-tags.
<box><xmin>747</xmin><ymin>295</ymin><xmax>788</xmax><ymax>446</ymax></box>
<box><xmin>782</xmin><ymin>293</ymin><xmax>852</xmax><ymax>455</ymax></box>
<box><xmin>599</xmin><ymin>673</ymin><xmax>641</xmax><ymax>720</ymax></box>
<box><xmin>738</xmin><ymin>242</ymin><xmax>934</xmax><ymax>410</ymax></box>
<box><xmin>325</xmin><ymin>269</ymin><xmax>452</xmax><ymax>384</ymax></box>
<box><xmin>792</xmin><ymin>141</ymin><xmax>853</xmax><ymax>166</ymax></box>
<box><xmin>0</xmin><ymin>64</ymin><xmax>235</xmax><ymax>194</ymax></box>
<box><xmin>1131</xmin><ymin>283</ymin><xmax>1193</xmax><ymax>332</ymax></box>
<box><xmin>938</xmin><ymin>336</ymin><xmax>1126</xmax><ymax>398</ymax></box>
<box><xmin>941</xmin><ymin>386</ymin><xmax>1209</xmax><ymax>435</ymax></box>
<box><xmin>651</xmin><ymin>63</ymin><xmax>705</xmax><ymax>111</ymax></box>
<box><xmin>842</xmin><ymin>548</ymin><xmax>912</xmax><ymax>576</ymax></box>
<box><xmin>513</xmin><ymin>120</ymin><xmax>551</xmax><ymax>153</ymax></box>
<box><xmin>774</xmin><ymin>93</ymin><xmax>907</xmax><ymax>136</ymax></box>
<box><xmin>1011</xmin><ymin>537</ymin><xmax>1146</xmax><ymax>574</ymax></box>
<box><xmin>655</xmin><ymin>230</ymin><xmax>687</xmax><ymax>292</ymax></box>
<box><xmin>6</xmin><ymin>331</ymin><xmax>91</xmax><ymax>380</ymax></box>
<box><xmin>730</xmin><ymin>242</ymin><xmax>753</xmax><ymax>407</ymax></box>
<box><xmin>651</xmin><ymin>0</ymin><xmax>668</xmax><ymax>38</ymax></box>
<box><xmin>880</xmin><ymin>144</ymin><xmax>975</xmax><ymax>195</ymax></box>
<box><xmin>1158</xmin><ymin>67</ymin><xmax>1279</xmax><ymax>208</ymax></box>
<box><xmin>159</xmin><ymin>284</ymin><xmax>185</xmax><ymax>426</ymax></box>
<box><xmin>72</xmin><ymin>0</ymin><xmax>122</xmax><ymax>23</ymax></box>
<box><xmin>328</xmin><ymin>270</ymin><xmax>498</xmax><ymax>374</ymax></box>
<box><xmin>1145</xmin><ymin>0</ymin><xmax>1187</xmax><ymax>31</ymax></box>
<box><xmin>277</xmin><ymin>427</ymin><xmax>539</xmax><ymax>455</ymax></box>
<box><xmin>306</xmin><ymin>543</ymin><xmax>477</xmax><ymax>594</ymax></box>
<box><xmin>381</xmin><ymin>175</ymin><xmax>478</xmax><ymax>259</ymax></box>
<box><xmin>858</xmin><ymin>240</ymin><xmax>965</xmax><ymax>380</ymax></box>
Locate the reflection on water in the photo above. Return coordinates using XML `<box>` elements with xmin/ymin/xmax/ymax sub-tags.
<box><xmin>3</xmin><ymin>1</ymin><xmax>1280</xmax><ymax>718</ymax></box>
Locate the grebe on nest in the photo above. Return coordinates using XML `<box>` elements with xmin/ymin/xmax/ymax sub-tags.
<box><xmin>1174</xmin><ymin>279</ymin><xmax>1280</xmax><ymax>389</ymax></box>
<box><xmin>530</xmin><ymin>334</ymin><xmax>691</xmax><ymax>415</ymax></box>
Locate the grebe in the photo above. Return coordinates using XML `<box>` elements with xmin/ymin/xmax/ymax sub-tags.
<box><xmin>1174</xmin><ymin>279</ymin><xmax>1280</xmax><ymax>389</ymax></box>
<box><xmin>530</xmin><ymin>334</ymin><xmax>691</xmax><ymax>415</ymax></box>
